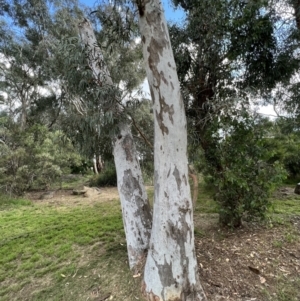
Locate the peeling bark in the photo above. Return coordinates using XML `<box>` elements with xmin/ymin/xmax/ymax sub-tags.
<box><xmin>136</xmin><ymin>1</ymin><xmax>207</xmax><ymax>300</ymax></box>
<box><xmin>78</xmin><ymin>18</ymin><xmax>152</xmax><ymax>270</ymax></box>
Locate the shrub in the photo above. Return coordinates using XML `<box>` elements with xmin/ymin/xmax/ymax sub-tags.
<box><xmin>203</xmin><ymin>113</ymin><xmax>287</xmax><ymax>227</ymax></box>
<box><xmin>90</xmin><ymin>163</ymin><xmax>117</xmax><ymax>187</ymax></box>
<box><xmin>0</xmin><ymin>121</ymin><xmax>81</xmax><ymax>195</ymax></box>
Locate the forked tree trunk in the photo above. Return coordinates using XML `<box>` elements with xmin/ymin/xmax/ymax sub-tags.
<box><xmin>136</xmin><ymin>1</ymin><xmax>207</xmax><ymax>300</ymax></box>
<box><xmin>78</xmin><ymin>19</ymin><xmax>152</xmax><ymax>270</ymax></box>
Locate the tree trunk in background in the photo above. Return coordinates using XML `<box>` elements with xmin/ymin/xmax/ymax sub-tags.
<box><xmin>136</xmin><ymin>1</ymin><xmax>207</xmax><ymax>300</ymax></box>
<box><xmin>96</xmin><ymin>155</ymin><xmax>104</xmax><ymax>173</ymax></box>
<box><xmin>113</xmin><ymin>123</ymin><xmax>153</xmax><ymax>268</ymax></box>
<box><xmin>92</xmin><ymin>156</ymin><xmax>98</xmax><ymax>174</ymax></box>
<box><xmin>78</xmin><ymin>19</ymin><xmax>152</xmax><ymax>270</ymax></box>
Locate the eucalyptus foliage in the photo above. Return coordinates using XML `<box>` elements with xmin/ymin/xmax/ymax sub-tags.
<box><xmin>0</xmin><ymin>0</ymin><xmax>84</xmax><ymax>129</ymax></box>
<box><xmin>0</xmin><ymin>0</ymin><xmax>148</xmax><ymax>165</ymax></box>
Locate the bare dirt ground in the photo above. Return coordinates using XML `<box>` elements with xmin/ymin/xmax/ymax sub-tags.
<box><xmin>195</xmin><ymin>215</ymin><xmax>300</xmax><ymax>301</ymax></box>
<box><xmin>26</xmin><ymin>187</ymin><xmax>120</xmax><ymax>207</ymax></box>
<box><xmin>26</xmin><ymin>186</ymin><xmax>300</xmax><ymax>301</ymax></box>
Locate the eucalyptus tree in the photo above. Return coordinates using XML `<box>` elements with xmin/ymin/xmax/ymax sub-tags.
<box><xmin>169</xmin><ymin>0</ymin><xmax>293</xmax><ymax>226</ymax></box>
<box><xmin>3</xmin><ymin>0</ymin><xmax>206</xmax><ymax>297</ymax></box>
<box><xmin>0</xmin><ymin>0</ymin><xmax>84</xmax><ymax>129</ymax></box>
<box><xmin>78</xmin><ymin>0</ymin><xmax>207</xmax><ymax>298</ymax></box>
<box><xmin>78</xmin><ymin>17</ymin><xmax>152</xmax><ymax>270</ymax></box>
<box><xmin>0</xmin><ymin>0</ymin><xmax>88</xmax><ymax>193</ymax></box>
<box><xmin>171</xmin><ymin>0</ymin><xmax>278</xmax><ymax>161</ymax></box>
<box><xmin>0</xmin><ymin>24</ymin><xmax>45</xmax><ymax>129</ymax></box>
<box><xmin>133</xmin><ymin>0</ymin><xmax>207</xmax><ymax>299</ymax></box>
<box><xmin>264</xmin><ymin>0</ymin><xmax>300</xmax><ymax>122</ymax></box>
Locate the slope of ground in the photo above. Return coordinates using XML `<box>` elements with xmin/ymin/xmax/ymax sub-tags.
<box><xmin>0</xmin><ymin>185</ymin><xmax>299</xmax><ymax>301</ymax></box>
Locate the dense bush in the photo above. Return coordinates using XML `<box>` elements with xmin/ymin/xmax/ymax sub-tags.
<box><xmin>90</xmin><ymin>162</ymin><xmax>117</xmax><ymax>187</ymax></box>
<box><xmin>0</xmin><ymin>120</ymin><xmax>81</xmax><ymax>195</ymax></box>
<box><xmin>262</xmin><ymin>130</ymin><xmax>300</xmax><ymax>183</ymax></box>
<box><xmin>202</xmin><ymin>114</ymin><xmax>287</xmax><ymax>227</ymax></box>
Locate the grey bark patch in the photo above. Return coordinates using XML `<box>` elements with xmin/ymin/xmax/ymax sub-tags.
<box><xmin>158</xmin><ymin>93</ymin><xmax>174</xmax><ymax>123</ymax></box>
<box><xmin>135</xmin><ymin>195</ymin><xmax>152</xmax><ymax>234</ymax></box>
<box><xmin>167</xmin><ymin>210</ymin><xmax>193</xmax><ymax>271</ymax></box>
<box><xmin>179</xmin><ymin>94</ymin><xmax>184</xmax><ymax>109</ymax></box>
<box><xmin>145</xmin><ymin>11</ymin><xmax>172</xmax><ymax>135</ymax></box>
<box><xmin>173</xmin><ymin>166</ymin><xmax>182</xmax><ymax>191</ymax></box>
<box><xmin>121</xmin><ymin>169</ymin><xmax>142</xmax><ymax>198</ymax></box>
<box><xmin>145</xmin><ymin>10</ymin><xmax>169</xmax><ymax>54</ymax></box>
<box><xmin>155</xmin><ymin>256</ymin><xmax>174</xmax><ymax>287</ymax></box>
<box><xmin>154</xmin><ymin>211</ymin><xmax>194</xmax><ymax>296</ymax></box>
<box><xmin>155</xmin><ymin>93</ymin><xmax>174</xmax><ymax>135</ymax></box>
<box><xmin>154</xmin><ymin>170</ymin><xmax>160</xmax><ymax>197</ymax></box>
<box><xmin>148</xmin><ymin>40</ymin><xmax>162</xmax><ymax>87</ymax></box>
<box><xmin>160</xmin><ymin>71</ymin><xmax>169</xmax><ymax>85</ymax></box>
<box><xmin>122</xmin><ymin>134</ymin><xmax>134</xmax><ymax>162</ymax></box>
<box><xmin>145</xmin><ymin>11</ymin><xmax>175</xmax><ymax>133</ymax></box>
<box><xmin>136</xmin><ymin>0</ymin><xmax>146</xmax><ymax>17</ymax></box>
<box><xmin>155</xmin><ymin>109</ymin><xmax>169</xmax><ymax>135</ymax></box>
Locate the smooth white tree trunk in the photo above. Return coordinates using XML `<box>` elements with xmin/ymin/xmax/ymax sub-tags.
<box><xmin>92</xmin><ymin>156</ymin><xmax>98</xmax><ymax>174</ymax></box>
<box><xmin>113</xmin><ymin>123</ymin><xmax>153</xmax><ymax>268</ymax></box>
<box><xmin>78</xmin><ymin>19</ymin><xmax>152</xmax><ymax>270</ymax></box>
<box><xmin>136</xmin><ymin>1</ymin><xmax>207</xmax><ymax>300</ymax></box>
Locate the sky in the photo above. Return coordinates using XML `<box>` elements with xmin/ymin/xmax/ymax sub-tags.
<box><xmin>80</xmin><ymin>0</ymin><xmax>186</xmax><ymax>23</ymax></box>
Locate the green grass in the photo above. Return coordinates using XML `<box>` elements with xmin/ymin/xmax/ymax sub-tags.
<box><xmin>0</xmin><ymin>194</ymin><xmax>135</xmax><ymax>301</ymax></box>
<box><xmin>0</xmin><ymin>194</ymin><xmax>32</xmax><ymax>210</ymax></box>
<box><xmin>147</xmin><ymin>186</ymin><xmax>154</xmax><ymax>206</ymax></box>
<box><xmin>1</xmin><ymin>181</ymin><xmax>300</xmax><ymax>301</ymax></box>
<box><xmin>195</xmin><ymin>182</ymin><xmax>219</xmax><ymax>214</ymax></box>
<box><xmin>271</xmin><ymin>199</ymin><xmax>300</xmax><ymax>215</ymax></box>
<box><xmin>270</xmin><ymin>276</ymin><xmax>300</xmax><ymax>301</ymax></box>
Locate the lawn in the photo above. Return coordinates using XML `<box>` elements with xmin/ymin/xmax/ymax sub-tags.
<box><xmin>0</xmin><ymin>183</ymin><xmax>300</xmax><ymax>301</ymax></box>
<box><xmin>0</xmin><ymin>192</ymin><xmax>142</xmax><ymax>301</ymax></box>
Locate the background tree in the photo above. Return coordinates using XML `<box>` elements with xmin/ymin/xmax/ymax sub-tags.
<box><xmin>170</xmin><ymin>0</ymin><xmax>294</xmax><ymax>226</ymax></box>
<box><xmin>0</xmin><ymin>116</ymin><xmax>80</xmax><ymax>195</ymax></box>
<box><xmin>78</xmin><ymin>17</ymin><xmax>152</xmax><ymax>270</ymax></box>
